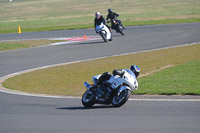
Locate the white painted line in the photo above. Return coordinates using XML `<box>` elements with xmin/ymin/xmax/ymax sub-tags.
<box><xmin>50</xmin><ymin>41</ymin><xmax>73</xmax><ymax>45</ymax></box>
<box><xmin>0</xmin><ymin>42</ymin><xmax>200</xmax><ymax>100</ymax></box>
<box><xmin>0</xmin><ymin>88</ymin><xmax>81</xmax><ymax>99</ymax></box>
<box><xmin>50</xmin><ymin>36</ymin><xmax>101</xmax><ymax>45</ymax></box>
<box><xmin>129</xmin><ymin>98</ymin><xmax>200</xmax><ymax>102</ymax></box>
<box><xmin>0</xmin><ymin>36</ymin><xmax>101</xmax><ymax>45</ymax></box>
<box><xmin>110</xmin><ymin>42</ymin><xmax>200</xmax><ymax>57</ymax></box>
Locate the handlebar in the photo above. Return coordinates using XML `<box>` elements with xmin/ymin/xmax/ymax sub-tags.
<box><xmin>107</xmin><ymin>19</ymin><xmax>115</xmax><ymax>23</ymax></box>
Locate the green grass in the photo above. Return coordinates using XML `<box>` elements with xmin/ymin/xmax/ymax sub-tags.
<box><xmin>124</xmin><ymin>18</ymin><xmax>200</xmax><ymax>26</ymax></box>
<box><xmin>0</xmin><ymin>43</ymin><xmax>29</xmax><ymax>51</ymax></box>
<box><xmin>0</xmin><ymin>0</ymin><xmax>199</xmax><ymax>33</ymax></box>
<box><xmin>3</xmin><ymin>44</ymin><xmax>200</xmax><ymax>96</ymax></box>
<box><xmin>0</xmin><ymin>40</ymin><xmax>63</xmax><ymax>51</ymax></box>
<box><xmin>135</xmin><ymin>60</ymin><xmax>200</xmax><ymax>95</ymax></box>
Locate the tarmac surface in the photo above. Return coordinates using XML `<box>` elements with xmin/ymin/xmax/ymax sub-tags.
<box><xmin>0</xmin><ymin>23</ymin><xmax>200</xmax><ymax>133</ymax></box>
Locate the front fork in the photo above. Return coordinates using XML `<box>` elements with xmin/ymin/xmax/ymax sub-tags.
<box><xmin>117</xmin><ymin>86</ymin><xmax>132</xmax><ymax>95</ymax></box>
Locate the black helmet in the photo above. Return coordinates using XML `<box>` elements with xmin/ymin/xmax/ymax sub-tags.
<box><xmin>130</xmin><ymin>65</ymin><xmax>140</xmax><ymax>78</ymax></box>
<box><xmin>108</xmin><ymin>8</ymin><xmax>112</xmax><ymax>14</ymax></box>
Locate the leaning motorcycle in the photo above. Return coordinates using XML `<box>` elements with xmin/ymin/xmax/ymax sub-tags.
<box><xmin>96</xmin><ymin>23</ymin><xmax>112</xmax><ymax>42</ymax></box>
<box><xmin>82</xmin><ymin>69</ymin><xmax>138</xmax><ymax>108</ymax></box>
<box><xmin>109</xmin><ymin>19</ymin><xmax>124</xmax><ymax>36</ymax></box>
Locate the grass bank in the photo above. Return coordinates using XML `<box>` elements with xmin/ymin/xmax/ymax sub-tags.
<box><xmin>136</xmin><ymin>60</ymin><xmax>200</xmax><ymax>95</ymax></box>
<box><xmin>2</xmin><ymin>44</ymin><xmax>200</xmax><ymax>96</ymax></box>
<box><xmin>0</xmin><ymin>0</ymin><xmax>199</xmax><ymax>33</ymax></box>
<box><xmin>0</xmin><ymin>40</ymin><xmax>62</xmax><ymax>51</ymax></box>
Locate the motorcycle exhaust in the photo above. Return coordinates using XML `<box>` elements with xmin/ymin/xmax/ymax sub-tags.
<box><xmin>84</xmin><ymin>82</ymin><xmax>92</xmax><ymax>90</ymax></box>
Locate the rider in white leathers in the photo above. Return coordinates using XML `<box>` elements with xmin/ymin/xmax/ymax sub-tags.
<box><xmin>94</xmin><ymin>12</ymin><xmax>111</xmax><ymax>33</ymax></box>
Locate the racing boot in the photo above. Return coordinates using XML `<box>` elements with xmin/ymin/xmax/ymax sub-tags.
<box><xmin>104</xmin><ymin>88</ymin><xmax>112</xmax><ymax>99</ymax></box>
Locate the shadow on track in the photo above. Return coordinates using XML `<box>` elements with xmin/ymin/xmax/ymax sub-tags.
<box><xmin>112</xmin><ymin>34</ymin><xmax>122</xmax><ymax>37</ymax></box>
<box><xmin>77</xmin><ymin>41</ymin><xmax>105</xmax><ymax>45</ymax></box>
<box><xmin>56</xmin><ymin>105</ymin><xmax>115</xmax><ymax>110</ymax></box>
<box><xmin>69</xmin><ymin>33</ymin><xmax>123</xmax><ymax>46</ymax></box>
<box><xmin>73</xmin><ymin>34</ymin><xmax>122</xmax><ymax>45</ymax></box>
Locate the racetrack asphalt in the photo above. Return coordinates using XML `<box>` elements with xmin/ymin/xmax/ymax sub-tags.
<box><xmin>0</xmin><ymin>23</ymin><xmax>200</xmax><ymax>133</ymax></box>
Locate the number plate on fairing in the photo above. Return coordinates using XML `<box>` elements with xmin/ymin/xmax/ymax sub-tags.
<box><xmin>111</xmin><ymin>80</ymin><xmax>120</xmax><ymax>89</ymax></box>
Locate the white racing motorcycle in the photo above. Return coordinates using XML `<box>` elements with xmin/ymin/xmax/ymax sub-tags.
<box><xmin>96</xmin><ymin>23</ymin><xmax>112</xmax><ymax>42</ymax></box>
<box><xmin>82</xmin><ymin>69</ymin><xmax>138</xmax><ymax>108</ymax></box>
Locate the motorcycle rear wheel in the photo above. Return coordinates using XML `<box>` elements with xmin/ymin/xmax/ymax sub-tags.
<box><xmin>82</xmin><ymin>90</ymin><xmax>95</xmax><ymax>108</ymax></box>
<box><xmin>112</xmin><ymin>89</ymin><xmax>131</xmax><ymax>107</ymax></box>
<box><xmin>118</xmin><ymin>26</ymin><xmax>124</xmax><ymax>36</ymax></box>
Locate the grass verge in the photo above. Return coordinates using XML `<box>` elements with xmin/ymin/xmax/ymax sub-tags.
<box><xmin>124</xmin><ymin>18</ymin><xmax>200</xmax><ymax>26</ymax></box>
<box><xmin>0</xmin><ymin>40</ymin><xmax>62</xmax><ymax>51</ymax></box>
<box><xmin>135</xmin><ymin>60</ymin><xmax>200</xmax><ymax>95</ymax></box>
<box><xmin>0</xmin><ymin>0</ymin><xmax>199</xmax><ymax>33</ymax></box>
<box><xmin>2</xmin><ymin>44</ymin><xmax>200</xmax><ymax>96</ymax></box>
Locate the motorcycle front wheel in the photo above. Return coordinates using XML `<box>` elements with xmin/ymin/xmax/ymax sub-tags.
<box><xmin>112</xmin><ymin>89</ymin><xmax>131</xmax><ymax>107</ymax></box>
<box><xmin>82</xmin><ymin>90</ymin><xmax>95</xmax><ymax>108</ymax></box>
<box><xmin>99</xmin><ymin>31</ymin><xmax>107</xmax><ymax>42</ymax></box>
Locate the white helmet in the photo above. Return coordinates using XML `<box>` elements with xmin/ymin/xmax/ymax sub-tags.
<box><xmin>95</xmin><ymin>12</ymin><xmax>101</xmax><ymax>19</ymax></box>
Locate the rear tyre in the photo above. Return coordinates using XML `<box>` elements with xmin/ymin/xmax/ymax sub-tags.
<box><xmin>118</xmin><ymin>26</ymin><xmax>124</xmax><ymax>36</ymax></box>
<box><xmin>109</xmin><ymin>35</ymin><xmax>112</xmax><ymax>41</ymax></box>
<box><xmin>100</xmin><ymin>31</ymin><xmax>107</xmax><ymax>42</ymax></box>
<box><xmin>82</xmin><ymin>90</ymin><xmax>95</xmax><ymax>108</ymax></box>
<box><xmin>112</xmin><ymin>89</ymin><xmax>131</xmax><ymax>107</ymax></box>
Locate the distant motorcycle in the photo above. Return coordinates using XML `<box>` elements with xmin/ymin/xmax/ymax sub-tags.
<box><xmin>96</xmin><ymin>23</ymin><xmax>112</xmax><ymax>42</ymax></box>
<box><xmin>108</xmin><ymin>19</ymin><xmax>124</xmax><ymax>36</ymax></box>
<box><xmin>82</xmin><ymin>69</ymin><xmax>138</xmax><ymax>108</ymax></box>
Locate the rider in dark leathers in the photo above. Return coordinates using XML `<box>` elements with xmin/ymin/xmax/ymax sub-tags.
<box><xmin>106</xmin><ymin>8</ymin><xmax>125</xmax><ymax>30</ymax></box>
